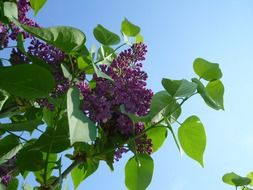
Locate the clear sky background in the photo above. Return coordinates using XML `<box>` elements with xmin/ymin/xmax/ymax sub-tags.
<box><xmin>25</xmin><ymin>0</ymin><xmax>253</xmax><ymax>189</ymax></box>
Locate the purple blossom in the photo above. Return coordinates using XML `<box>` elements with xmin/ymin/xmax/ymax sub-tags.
<box><xmin>0</xmin><ymin>24</ymin><xmax>9</xmax><ymax>48</ymax></box>
<box><xmin>135</xmin><ymin>122</ymin><xmax>152</xmax><ymax>155</ymax></box>
<box><xmin>80</xmin><ymin>43</ymin><xmax>153</xmax><ymax>159</ymax></box>
<box><xmin>81</xmin><ymin>43</ymin><xmax>153</xmax><ymax>124</ymax></box>
<box><xmin>37</xmin><ymin>99</ymin><xmax>54</xmax><ymax>111</ymax></box>
<box><xmin>0</xmin><ymin>156</ymin><xmax>17</xmax><ymax>186</ymax></box>
<box><xmin>1</xmin><ymin>174</ymin><xmax>11</xmax><ymax>186</ymax></box>
<box><xmin>114</xmin><ymin>147</ymin><xmax>129</xmax><ymax>161</ymax></box>
<box><xmin>9</xmin><ymin>0</ymin><xmax>39</xmax><ymax>40</ymax></box>
<box><xmin>9</xmin><ymin>49</ymin><xmax>28</xmax><ymax>65</ymax></box>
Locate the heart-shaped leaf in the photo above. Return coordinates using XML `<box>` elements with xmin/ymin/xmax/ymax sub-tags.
<box><xmin>93</xmin><ymin>24</ymin><xmax>120</xmax><ymax>46</ymax></box>
<box><xmin>178</xmin><ymin>115</ymin><xmax>206</xmax><ymax>167</ymax></box>
<box><xmin>125</xmin><ymin>154</ymin><xmax>154</xmax><ymax>190</ymax></box>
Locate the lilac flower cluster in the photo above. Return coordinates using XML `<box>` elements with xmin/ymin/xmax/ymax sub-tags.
<box><xmin>135</xmin><ymin>122</ymin><xmax>152</xmax><ymax>154</ymax></box>
<box><xmin>0</xmin><ymin>156</ymin><xmax>17</xmax><ymax>186</ymax></box>
<box><xmin>79</xmin><ymin>43</ymin><xmax>153</xmax><ymax>159</ymax></box>
<box><xmin>0</xmin><ymin>24</ymin><xmax>9</xmax><ymax>48</ymax></box>
<box><xmin>9</xmin><ymin>0</ymin><xmax>39</xmax><ymax>40</ymax></box>
<box><xmin>5</xmin><ymin>0</ymin><xmax>67</xmax><ymax>105</ymax></box>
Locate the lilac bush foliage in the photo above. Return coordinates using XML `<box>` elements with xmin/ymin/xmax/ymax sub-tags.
<box><xmin>0</xmin><ymin>0</ymin><xmax>224</xmax><ymax>189</ymax></box>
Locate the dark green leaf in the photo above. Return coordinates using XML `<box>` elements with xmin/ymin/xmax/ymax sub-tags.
<box><xmin>0</xmin><ymin>144</ymin><xmax>22</xmax><ymax>164</ymax></box>
<box><xmin>206</xmin><ymin>80</ymin><xmax>224</xmax><ymax>110</ymax></box>
<box><xmin>178</xmin><ymin>115</ymin><xmax>206</xmax><ymax>167</ymax></box>
<box><xmin>17</xmin><ymin>150</ymin><xmax>44</xmax><ymax>171</ymax></box>
<box><xmin>34</xmin><ymin>153</ymin><xmax>57</xmax><ymax>183</ymax></box>
<box><xmin>71</xmin><ymin>158</ymin><xmax>99</xmax><ymax>190</ymax></box>
<box><xmin>232</xmin><ymin>177</ymin><xmax>251</xmax><ymax>187</ymax></box>
<box><xmin>222</xmin><ymin>172</ymin><xmax>241</xmax><ymax>186</ymax></box>
<box><xmin>193</xmin><ymin>58</ymin><xmax>222</xmax><ymax>81</ymax></box>
<box><xmin>223</xmin><ymin>172</ymin><xmax>252</xmax><ymax>187</ymax></box>
<box><xmin>125</xmin><ymin>154</ymin><xmax>154</xmax><ymax>190</ymax></box>
<box><xmin>0</xmin><ymin>64</ymin><xmax>55</xmax><ymax>99</ymax></box>
<box><xmin>42</xmin><ymin>107</ymin><xmax>54</xmax><ymax>128</ymax></box>
<box><xmin>121</xmin><ymin>18</ymin><xmax>140</xmax><ymax>37</ymax></box>
<box><xmin>0</xmin><ymin>135</ymin><xmax>20</xmax><ymax>157</ymax></box>
<box><xmin>16</xmin><ymin>22</ymin><xmax>86</xmax><ymax>53</ymax></box>
<box><xmin>3</xmin><ymin>2</ymin><xmax>17</xmax><ymax>19</ymax></box>
<box><xmin>93</xmin><ymin>24</ymin><xmax>120</xmax><ymax>46</ymax></box>
<box><xmin>67</xmin><ymin>87</ymin><xmax>96</xmax><ymax>145</ymax></box>
<box><xmin>30</xmin><ymin>0</ymin><xmax>47</xmax><ymax>15</ymax></box>
<box><xmin>146</xmin><ymin>126</ymin><xmax>167</xmax><ymax>153</ymax></box>
<box><xmin>6</xmin><ymin>178</ymin><xmax>18</xmax><ymax>190</ymax></box>
<box><xmin>0</xmin><ymin>90</ymin><xmax>8</xmax><ymax>111</ymax></box>
<box><xmin>35</xmin><ymin>117</ymin><xmax>70</xmax><ymax>153</ymax></box>
<box><xmin>162</xmin><ymin>78</ymin><xmax>197</xmax><ymax>97</ymax></box>
<box><xmin>0</xmin><ymin>120</ymin><xmax>42</xmax><ymax>132</ymax></box>
<box><xmin>192</xmin><ymin>78</ymin><xmax>222</xmax><ymax>110</ymax></box>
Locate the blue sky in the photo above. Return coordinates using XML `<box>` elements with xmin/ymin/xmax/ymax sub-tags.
<box><xmin>23</xmin><ymin>0</ymin><xmax>253</xmax><ymax>189</ymax></box>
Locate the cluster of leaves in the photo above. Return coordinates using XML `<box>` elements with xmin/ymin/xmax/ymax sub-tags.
<box><xmin>0</xmin><ymin>0</ymin><xmax>225</xmax><ymax>190</ymax></box>
<box><xmin>223</xmin><ymin>172</ymin><xmax>253</xmax><ymax>190</ymax></box>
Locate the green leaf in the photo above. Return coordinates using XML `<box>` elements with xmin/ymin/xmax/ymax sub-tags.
<box><xmin>223</xmin><ymin>172</ymin><xmax>251</xmax><ymax>187</ymax></box>
<box><xmin>67</xmin><ymin>87</ymin><xmax>96</xmax><ymax>145</ymax></box>
<box><xmin>3</xmin><ymin>2</ymin><xmax>17</xmax><ymax>20</ymax></box>
<box><xmin>35</xmin><ymin>117</ymin><xmax>70</xmax><ymax>153</ymax></box>
<box><xmin>6</xmin><ymin>178</ymin><xmax>18</xmax><ymax>190</ymax></box>
<box><xmin>193</xmin><ymin>58</ymin><xmax>222</xmax><ymax>81</ymax></box>
<box><xmin>0</xmin><ymin>144</ymin><xmax>22</xmax><ymax>165</ymax></box>
<box><xmin>0</xmin><ymin>135</ymin><xmax>20</xmax><ymax>158</ymax></box>
<box><xmin>178</xmin><ymin>115</ymin><xmax>206</xmax><ymax>167</ymax></box>
<box><xmin>146</xmin><ymin>126</ymin><xmax>167</xmax><ymax>153</ymax></box>
<box><xmin>247</xmin><ymin>172</ymin><xmax>253</xmax><ymax>186</ymax></box>
<box><xmin>30</xmin><ymin>0</ymin><xmax>47</xmax><ymax>15</ymax></box>
<box><xmin>162</xmin><ymin>78</ymin><xmax>197</xmax><ymax>97</ymax></box>
<box><xmin>121</xmin><ymin>18</ymin><xmax>140</xmax><ymax>37</ymax></box>
<box><xmin>34</xmin><ymin>153</ymin><xmax>57</xmax><ymax>183</ymax></box>
<box><xmin>0</xmin><ymin>64</ymin><xmax>55</xmax><ymax>99</ymax></box>
<box><xmin>97</xmin><ymin>45</ymin><xmax>116</xmax><ymax>63</ymax></box>
<box><xmin>0</xmin><ymin>120</ymin><xmax>43</xmax><ymax>132</ymax></box>
<box><xmin>77</xmin><ymin>56</ymin><xmax>91</xmax><ymax>70</ymax></box>
<box><xmin>135</xmin><ymin>34</ymin><xmax>144</xmax><ymax>43</ymax></box>
<box><xmin>93</xmin><ymin>24</ymin><xmax>120</xmax><ymax>46</ymax></box>
<box><xmin>16</xmin><ymin>22</ymin><xmax>86</xmax><ymax>53</ymax></box>
<box><xmin>0</xmin><ymin>90</ymin><xmax>8</xmax><ymax>111</ymax></box>
<box><xmin>17</xmin><ymin>150</ymin><xmax>44</xmax><ymax>171</ymax></box>
<box><xmin>192</xmin><ymin>78</ymin><xmax>222</xmax><ymax>110</ymax></box>
<box><xmin>206</xmin><ymin>80</ymin><xmax>224</xmax><ymax>110</ymax></box>
<box><xmin>93</xmin><ymin>64</ymin><xmax>113</xmax><ymax>81</ymax></box>
<box><xmin>232</xmin><ymin>177</ymin><xmax>251</xmax><ymax>187</ymax></box>
<box><xmin>22</xmin><ymin>184</ymin><xmax>32</xmax><ymax>190</ymax></box>
<box><xmin>42</xmin><ymin>107</ymin><xmax>54</xmax><ymax>127</ymax></box>
<box><xmin>146</xmin><ymin>91</ymin><xmax>181</xmax><ymax>123</ymax></box>
<box><xmin>71</xmin><ymin>158</ymin><xmax>99</xmax><ymax>189</ymax></box>
<box><xmin>61</xmin><ymin>63</ymin><xmax>72</xmax><ymax>80</ymax></box>
<box><xmin>125</xmin><ymin>154</ymin><xmax>154</xmax><ymax>190</ymax></box>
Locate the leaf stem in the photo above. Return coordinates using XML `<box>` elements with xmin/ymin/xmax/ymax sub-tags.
<box><xmin>5</xmin><ymin>130</ymin><xmax>28</xmax><ymax>142</ymax></box>
<box><xmin>93</xmin><ymin>43</ymin><xmax>127</xmax><ymax>65</ymax></box>
<box><xmin>50</xmin><ymin>158</ymin><xmax>83</xmax><ymax>190</ymax></box>
<box><xmin>0</xmin><ymin>58</ymin><xmax>10</xmax><ymax>62</ymax></box>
